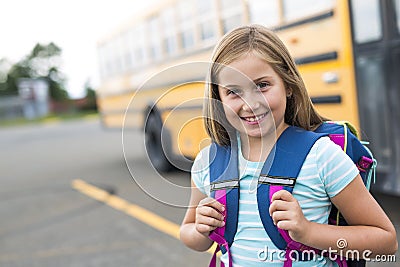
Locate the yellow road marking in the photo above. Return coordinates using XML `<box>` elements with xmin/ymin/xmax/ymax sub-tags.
<box><xmin>71</xmin><ymin>179</ymin><xmax>217</xmax><ymax>254</ymax></box>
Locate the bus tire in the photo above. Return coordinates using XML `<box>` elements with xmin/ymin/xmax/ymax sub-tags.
<box><xmin>144</xmin><ymin>113</ymin><xmax>173</xmax><ymax>172</ymax></box>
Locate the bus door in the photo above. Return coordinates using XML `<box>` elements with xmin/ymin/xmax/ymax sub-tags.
<box><xmin>350</xmin><ymin>0</ymin><xmax>400</xmax><ymax>195</ymax></box>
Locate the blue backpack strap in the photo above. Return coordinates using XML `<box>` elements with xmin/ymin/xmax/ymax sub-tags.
<box><xmin>314</xmin><ymin>122</ymin><xmax>374</xmax><ymax>185</ymax></box>
<box><xmin>257</xmin><ymin>126</ymin><xmax>327</xmax><ymax>250</ymax></box>
<box><xmin>209</xmin><ymin>141</ymin><xmax>239</xmax><ymax>251</ymax></box>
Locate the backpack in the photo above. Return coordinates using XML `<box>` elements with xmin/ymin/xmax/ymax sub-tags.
<box><xmin>207</xmin><ymin>121</ymin><xmax>376</xmax><ymax>267</ymax></box>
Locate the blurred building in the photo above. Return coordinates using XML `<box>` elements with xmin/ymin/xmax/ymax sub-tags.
<box><xmin>0</xmin><ymin>96</ymin><xmax>24</xmax><ymax>120</ymax></box>
<box><xmin>17</xmin><ymin>78</ymin><xmax>50</xmax><ymax>120</ymax></box>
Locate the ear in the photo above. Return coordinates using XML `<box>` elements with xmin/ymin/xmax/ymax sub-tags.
<box><xmin>286</xmin><ymin>88</ymin><xmax>293</xmax><ymax>98</ymax></box>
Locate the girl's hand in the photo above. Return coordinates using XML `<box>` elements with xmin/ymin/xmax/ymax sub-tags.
<box><xmin>195</xmin><ymin>197</ymin><xmax>225</xmax><ymax>236</ymax></box>
<box><xmin>269</xmin><ymin>190</ymin><xmax>310</xmax><ymax>243</ymax></box>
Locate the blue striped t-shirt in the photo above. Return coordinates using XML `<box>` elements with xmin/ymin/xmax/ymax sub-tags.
<box><xmin>191</xmin><ymin>137</ymin><xmax>359</xmax><ymax>267</ymax></box>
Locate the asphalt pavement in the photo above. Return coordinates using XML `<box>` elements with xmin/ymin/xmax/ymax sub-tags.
<box><xmin>0</xmin><ymin>118</ymin><xmax>207</xmax><ymax>267</ymax></box>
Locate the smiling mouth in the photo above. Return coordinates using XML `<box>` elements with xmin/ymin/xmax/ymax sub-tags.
<box><xmin>241</xmin><ymin>112</ymin><xmax>268</xmax><ymax>123</ymax></box>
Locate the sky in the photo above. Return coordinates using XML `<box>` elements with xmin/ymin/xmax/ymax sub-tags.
<box><xmin>0</xmin><ymin>0</ymin><xmax>158</xmax><ymax>98</ymax></box>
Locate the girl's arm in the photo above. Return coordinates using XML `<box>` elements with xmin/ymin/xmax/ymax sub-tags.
<box><xmin>180</xmin><ymin>179</ymin><xmax>225</xmax><ymax>252</ymax></box>
<box><xmin>270</xmin><ymin>175</ymin><xmax>398</xmax><ymax>256</ymax></box>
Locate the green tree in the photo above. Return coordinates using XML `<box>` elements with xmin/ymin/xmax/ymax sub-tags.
<box><xmin>28</xmin><ymin>42</ymin><xmax>69</xmax><ymax>101</ymax></box>
<box><xmin>0</xmin><ymin>58</ymin><xmax>11</xmax><ymax>83</ymax></box>
<box><xmin>0</xmin><ymin>42</ymin><xmax>69</xmax><ymax>101</ymax></box>
<box><xmin>47</xmin><ymin>66</ymin><xmax>69</xmax><ymax>101</ymax></box>
<box><xmin>82</xmin><ymin>80</ymin><xmax>97</xmax><ymax>111</ymax></box>
<box><xmin>5</xmin><ymin>60</ymin><xmax>31</xmax><ymax>96</ymax></box>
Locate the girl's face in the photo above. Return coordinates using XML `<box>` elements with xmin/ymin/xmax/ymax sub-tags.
<box><xmin>217</xmin><ymin>52</ymin><xmax>289</xmax><ymax>140</ymax></box>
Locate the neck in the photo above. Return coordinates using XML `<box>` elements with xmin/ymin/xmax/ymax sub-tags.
<box><xmin>240</xmin><ymin>124</ymin><xmax>289</xmax><ymax>162</ymax></box>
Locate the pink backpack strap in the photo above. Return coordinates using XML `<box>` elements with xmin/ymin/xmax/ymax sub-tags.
<box><xmin>208</xmin><ymin>188</ymin><xmax>233</xmax><ymax>267</ymax></box>
<box><xmin>270</xmin><ymin>185</ymin><xmax>348</xmax><ymax>267</ymax></box>
<box><xmin>208</xmin><ymin>232</ymin><xmax>232</xmax><ymax>267</ymax></box>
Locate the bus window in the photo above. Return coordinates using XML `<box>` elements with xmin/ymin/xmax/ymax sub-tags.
<box><xmin>200</xmin><ymin>20</ymin><xmax>216</xmax><ymax>41</ymax></box>
<box><xmin>103</xmin><ymin>43</ymin><xmax>113</xmax><ymax>77</ymax></box>
<box><xmin>97</xmin><ymin>45</ymin><xmax>107</xmax><ymax>79</ymax></box>
<box><xmin>220</xmin><ymin>0</ymin><xmax>241</xmax><ymax>10</ymax></box>
<box><xmin>131</xmin><ymin>24</ymin><xmax>148</xmax><ymax>66</ymax></box>
<box><xmin>164</xmin><ymin>37</ymin><xmax>177</xmax><ymax>57</ymax></box>
<box><xmin>161</xmin><ymin>7</ymin><xmax>178</xmax><ymax>56</ymax></box>
<box><xmin>282</xmin><ymin>0</ymin><xmax>334</xmax><ymax>22</ymax></box>
<box><xmin>180</xmin><ymin>30</ymin><xmax>195</xmax><ymax>50</ymax></box>
<box><xmin>197</xmin><ymin>0</ymin><xmax>213</xmax><ymax>14</ymax></box>
<box><xmin>178</xmin><ymin>0</ymin><xmax>195</xmax><ymax>50</ymax></box>
<box><xmin>121</xmin><ymin>33</ymin><xmax>133</xmax><ymax>71</ymax></box>
<box><xmin>148</xmin><ymin>16</ymin><xmax>163</xmax><ymax>61</ymax></box>
<box><xmin>394</xmin><ymin>0</ymin><xmax>400</xmax><ymax>32</ymax></box>
<box><xmin>220</xmin><ymin>0</ymin><xmax>242</xmax><ymax>34</ymax></box>
<box><xmin>222</xmin><ymin>14</ymin><xmax>242</xmax><ymax>34</ymax></box>
<box><xmin>111</xmin><ymin>38</ymin><xmax>123</xmax><ymax>75</ymax></box>
<box><xmin>196</xmin><ymin>0</ymin><xmax>217</xmax><ymax>42</ymax></box>
<box><xmin>350</xmin><ymin>0</ymin><xmax>383</xmax><ymax>43</ymax></box>
<box><xmin>248</xmin><ymin>0</ymin><xmax>279</xmax><ymax>27</ymax></box>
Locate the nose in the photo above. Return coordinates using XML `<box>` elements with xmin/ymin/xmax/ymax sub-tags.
<box><xmin>241</xmin><ymin>93</ymin><xmax>261</xmax><ymax>112</ymax></box>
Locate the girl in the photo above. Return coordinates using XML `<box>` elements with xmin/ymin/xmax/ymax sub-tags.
<box><xmin>180</xmin><ymin>25</ymin><xmax>397</xmax><ymax>266</ymax></box>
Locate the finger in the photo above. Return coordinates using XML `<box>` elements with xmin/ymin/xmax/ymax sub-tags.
<box><xmin>195</xmin><ymin>223</ymin><xmax>217</xmax><ymax>234</ymax></box>
<box><xmin>271</xmin><ymin>190</ymin><xmax>295</xmax><ymax>202</ymax></box>
<box><xmin>197</xmin><ymin>214</ymin><xmax>225</xmax><ymax>228</ymax></box>
<box><xmin>197</xmin><ymin>205</ymin><xmax>225</xmax><ymax>221</ymax></box>
<box><xmin>271</xmin><ymin>210</ymin><xmax>290</xmax><ymax>225</ymax></box>
<box><xmin>269</xmin><ymin>199</ymin><xmax>291</xmax><ymax>216</ymax></box>
<box><xmin>205</xmin><ymin>216</ymin><xmax>225</xmax><ymax>227</ymax></box>
<box><xmin>276</xmin><ymin>220</ymin><xmax>292</xmax><ymax>231</ymax></box>
<box><xmin>199</xmin><ymin>197</ymin><xmax>225</xmax><ymax>213</ymax></box>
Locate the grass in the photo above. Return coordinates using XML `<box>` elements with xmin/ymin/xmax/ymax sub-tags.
<box><xmin>0</xmin><ymin>110</ymin><xmax>98</xmax><ymax>128</ymax></box>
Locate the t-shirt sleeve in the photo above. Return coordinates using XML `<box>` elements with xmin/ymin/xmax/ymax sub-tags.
<box><xmin>191</xmin><ymin>145</ymin><xmax>211</xmax><ymax>196</ymax></box>
<box><xmin>315</xmin><ymin>137</ymin><xmax>360</xmax><ymax>198</ymax></box>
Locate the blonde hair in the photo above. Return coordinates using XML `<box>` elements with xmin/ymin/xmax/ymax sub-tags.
<box><xmin>204</xmin><ymin>24</ymin><xmax>326</xmax><ymax>146</ymax></box>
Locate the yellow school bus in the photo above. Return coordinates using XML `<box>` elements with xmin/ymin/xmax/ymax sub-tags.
<box><xmin>96</xmin><ymin>0</ymin><xmax>400</xmax><ymax>195</ymax></box>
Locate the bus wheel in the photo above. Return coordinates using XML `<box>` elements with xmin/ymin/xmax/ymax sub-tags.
<box><xmin>144</xmin><ymin>114</ymin><xmax>172</xmax><ymax>172</ymax></box>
